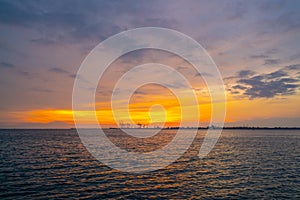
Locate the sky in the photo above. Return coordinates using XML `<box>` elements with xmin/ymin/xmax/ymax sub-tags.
<box><xmin>0</xmin><ymin>0</ymin><xmax>300</xmax><ymax>128</ymax></box>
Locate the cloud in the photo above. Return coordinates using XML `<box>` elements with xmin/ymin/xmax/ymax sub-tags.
<box><xmin>226</xmin><ymin>1</ymin><xmax>248</xmax><ymax>20</ymax></box>
<box><xmin>265</xmin><ymin>70</ymin><xmax>287</xmax><ymax>79</ymax></box>
<box><xmin>0</xmin><ymin>60</ymin><xmax>37</xmax><ymax>79</ymax></box>
<box><xmin>30</xmin><ymin>38</ymin><xmax>61</xmax><ymax>45</ymax></box>
<box><xmin>118</xmin><ymin>50</ymin><xmax>149</xmax><ymax>65</ymax></box>
<box><xmin>69</xmin><ymin>74</ymin><xmax>76</xmax><ymax>79</ymax></box>
<box><xmin>16</xmin><ymin>70</ymin><xmax>36</xmax><ymax>79</ymax></box>
<box><xmin>49</xmin><ymin>67</ymin><xmax>69</xmax><ymax>74</ymax></box>
<box><xmin>131</xmin><ymin>17</ymin><xmax>179</xmax><ymax>29</ymax></box>
<box><xmin>68</xmin><ymin>74</ymin><xmax>89</xmax><ymax>84</ymax></box>
<box><xmin>49</xmin><ymin>67</ymin><xmax>82</xmax><ymax>81</ymax></box>
<box><xmin>133</xmin><ymin>90</ymin><xmax>148</xmax><ymax>96</ymax></box>
<box><xmin>0</xmin><ymin>0</ymin><xmax>167</xmax><ymax>45</ymax></box>
<box><xmin>194</xmin><ymin>72</ymin><xmax>213</xmax><ymax>77</ymax></box>
<box><xmin>232</xmin><ymin>85</ymin><xmax>247</xmax><ymax>90</ymax></box>
<box><xmin>229</xmin><ymin>65</ymin><xmax>300</xmax><ymax>99</ymax></box>
<box><xmin>0</xmin><ymin>1</ymin><xmax>112</xmax><ymax>43</ymax></box>
<box><xmin>239</xmin><ymin>77</ymin><xmax>298</xmax><ymax>99</ymax></box>
<box><xmin>31</xmin><ymin>88</ymin><xmax>53</xmax><ymax>93</ymax></box>
<box><xmin>238</xmin><ymin>70</ymin><xmax>256</xmax><ymax>77</ymax></box>
<box><xmin>0</xmin><ymin>61</ymin><xmax>15</xmax><ymax>68</ymax></box>
<box><xmin>264</xmin><ymin>59</ymin><xmax>280</xmax><ymax>65</ymax></box>
<box><xmin>250</xmin><ymin>49</ymin><xmax>279</xmax><ymax>61</ymax></box>
<box><xmin>284</xmin><ymin>64</ymin><xmax>300</xmax><ymax>71</ymax></box>
<box><xmin>224</xmin><ymin>70</ymin><xmax>256</xmax><ymax>81</ymax></box>
<box><xmin>275</xmin><ymin>11</ymin><xmax>300</xmax><ymax>32</ymax></box>
<box><xmin>258</xmin><ymin>0</ymin><xmax>285</xmax><ymax>13</ymax></box>
<box><xmin>290</xmin><ymin>53</ymin><xmax>300</xmax><ymax>61</ymax></box>
<box><xmin>255</xmin><ymin>1</ymin><xmax>300</xmax><ymax>35</ymax></box>
<box><xmin>250</xmin><ymin>54</ymin><xmax>268</xmax><ymax>59</ymax></box>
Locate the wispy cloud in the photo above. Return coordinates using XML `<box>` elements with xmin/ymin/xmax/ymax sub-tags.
<box><xmin>264</xmin><ymin>59</ymin><xmax>280</xmax><ymax>65</ymax></box>
<box><xmin>31</xmin><ymin>88</ymin><xmax>54</xmax><ymax>93</ymax></box>
<box><xmin>49</xmin><ymin>67</ymin><xmax>69</xmax><ymax>74</ymax></box>
<box><xmin>250</xmin><ymin>54</ymin><xmax>269</xmax><ymax>59</ymax></box>
<box><xmin>0</xmin><ymin>61</ymin><xmax>15</xmax><ymax>68</ymax></box>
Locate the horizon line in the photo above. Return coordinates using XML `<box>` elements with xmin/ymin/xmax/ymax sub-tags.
<box><xmin>1</xmin><ymin>126</ymin><xmax>300</xmax><ymax>130</ymax></box>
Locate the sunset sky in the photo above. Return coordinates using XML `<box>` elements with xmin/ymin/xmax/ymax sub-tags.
<box><xmin>0</xmin><ymin>0</ymin><xmax>300</xmax><ymax>128</ymax></box>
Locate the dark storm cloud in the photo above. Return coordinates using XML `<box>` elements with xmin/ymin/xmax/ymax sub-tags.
<box><xmin>0</xmin><ymin>61</ymin><xmax>15</xmax><ymax>68</ymax></box>
<box><xmin>229</xmin><ymin>65</ymin><xmax>300</xmax><ymax>99</ymax></box>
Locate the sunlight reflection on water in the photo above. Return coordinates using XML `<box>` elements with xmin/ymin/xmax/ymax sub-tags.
<box><xmin>0</xmin><ymin>129</ymin><xmax>299</xmax><ymax>199</ymax></box>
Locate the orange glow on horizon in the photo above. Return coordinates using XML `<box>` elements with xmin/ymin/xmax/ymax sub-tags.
<box><xmin>15</xmin><ymin>94</ymin><xmax>216</xmax><ymax>127</ymax></box>
<box><xmin>8</xmin><ymin>89</ymin><xmax>299</xmax><ymax>127</ymax></box>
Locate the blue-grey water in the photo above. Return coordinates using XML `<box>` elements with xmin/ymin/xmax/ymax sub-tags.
<box><xmin>0</xmin><ymin>129</ymin><xmax>299</xmax><ymax>199</ymax></box>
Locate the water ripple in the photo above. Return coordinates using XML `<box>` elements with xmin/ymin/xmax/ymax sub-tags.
<box><xmin>0</xmin><ymin>129</ymin><xmax>299</xmax><ymax>199</ymax></box>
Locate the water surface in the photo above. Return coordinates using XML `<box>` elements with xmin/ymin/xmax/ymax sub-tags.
<box><xmin>0</xmin><ymin>129</ymin><xmax>299</xmax><ymax>199</ymax></box>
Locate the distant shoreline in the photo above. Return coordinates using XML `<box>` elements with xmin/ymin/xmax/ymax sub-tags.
<box><xmin>1</xmin><ymin>127</ymin><xmax>300</xmax><ymax>130</ymax></box>
<box><xmin>111</xmin><ymin>127</ymin><xmax>300</xmax><ymax>130</ymax></box>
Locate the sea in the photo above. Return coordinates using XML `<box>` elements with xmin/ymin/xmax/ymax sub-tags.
<box><xmin>0</xmin><ymin>129</ymin><xmax>299</xmax><ymax>199</ymax></box>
